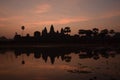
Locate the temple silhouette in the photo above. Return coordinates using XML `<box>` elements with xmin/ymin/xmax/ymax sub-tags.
<box><xmin>14</xmin><ymin>25</ymin><xmax>71</xmax><ymax>43</ymax></box>
<box><xmin>0</xmin><ymin>24</ymin><xmax>120</xmax><ymax>45</ymax></box>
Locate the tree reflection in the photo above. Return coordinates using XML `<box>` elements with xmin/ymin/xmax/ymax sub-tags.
<box><xmin>10</xmin><ymin>47</ymin><xmax>120</xmax><ymax>64</ymax></box>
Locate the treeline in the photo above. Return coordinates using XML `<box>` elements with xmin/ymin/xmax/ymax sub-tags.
<box><xmin>1</xmin><ymin>25</ymin><xmax>120</xmax><ymax>44</ymax></box>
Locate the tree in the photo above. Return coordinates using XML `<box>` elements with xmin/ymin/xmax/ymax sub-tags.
<box><xmin>101</xmin><ymin>29</ymin><xmax>108</xmax><ymax>34</ymax></box>
<box><xmin>114</xmin><ymin>32</ymin><xmax>120</xmax><ymax>38</ymax></box>
<box><xmin>21</xmin><ymin>26</ymin><xmax>25</xmax><ymax>36</ymax></box>
<box><xmin>99</xmin><ymin>29</ymin><xmax>109</xmax><ymax>38</ymax></box>
<box><xmin>78</xmin><ymin>29</ymin><xmax>92</xmax><ymax>37</ymax></box>
<box><xmin>92</xmin><ymin>28</ymin><xmax>99</xmax><ymax>37</ymax></box>
<box><xmin>78</xmin><ymin>29</ymin><xmax>85</xmax><ymax>36</ymax></box>
<box><xmin>85</xmin><ymin>30</ymin><xmax>93</xmax><ymax>37</ymax></box>
<box><xmin>78</xmin><ymin>29</ymin><xmax>93</xmax><ymax>37</ymax></box>
<box><xmin>64</xmin><ymin>27</ymin><xmax>71</xmax><ymax>35</ymax></box>
<box><xmin>109</xmin><ymin>29</ymin><xmax>115</xmax><ymax>36</ymax></box>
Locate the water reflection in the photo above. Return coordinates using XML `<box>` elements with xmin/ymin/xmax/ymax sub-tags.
<box><xmin>12</xmin><ymin>47</ymin><xmax>120</xmax><ymax>64</ymax></box>
<box><xmin>0</xmin><ymin>46</ymin><xmax>120</xmax><ymax>80</ymax></box>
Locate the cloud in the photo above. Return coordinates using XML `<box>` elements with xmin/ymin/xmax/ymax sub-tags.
<box><xmin>27</xmin><ymin>17</ymin><xmax>89</xmax><ymax>25</ymax></box>
<box><xmin>34</xmin><ymin>4</ymin><xmax>51</xmax><ymax>14</ymax></box>
<box><xmin>100</xmin><ymin>11</ymin><xmax>120</xmax><ymax>19</ymax></box>
<box><xmin>87</xmin><ymin>11</ymin><xmax>120</xmax><ymax>21</ymax></box>
<box><xmin>56</xmin><ymin>17</ymin><xmax>88</xmax><ymax>24</ymax></box>
<box><xmin>0</xmin><ymin>16</ymin><xmax>24</xmax><ymax>22</ymax></box>
<box><xmin>0</xmin><ymin>18</ymin><xmax>8</xmax><ymax>21</ymax></box>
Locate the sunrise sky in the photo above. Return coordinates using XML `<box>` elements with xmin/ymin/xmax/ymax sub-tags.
<box><xmin>0</xmin><ymin>0</ymin><xmax>120</xmax><ymax>38</ymax></box>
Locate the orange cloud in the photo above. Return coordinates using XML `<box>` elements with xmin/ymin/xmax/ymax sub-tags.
<box><xmin>27</xmin><ymin>17</ymin><xmax>89</xmax><ymax>25</ymax></box>
<box><xmin>0</xmin><ymin>18</ymin><xmax>8</xmax><ymax>21</ymax></box>
<box><xmin>89</xmin><ymin>11</ymin><xmax>120</xmax><ymax>21</ymax></box>
<box><xmin>35</xmin><ymin>4</ymin><xmax>51</xmax><ymax>14</ymax></box>
<box><xmin>58</xmin><ymin>17</ymin><xmax>89</xmax><ymax>24</ymax></box>
<box><xmin>100</xmin><ymin>11</ymin><xmax>120</xmax><ymax>19</ymax></box>
<box><xmin>0</xmin><ymin>16</ymin><xmax>24</xmax><ymax>22</ymax></box>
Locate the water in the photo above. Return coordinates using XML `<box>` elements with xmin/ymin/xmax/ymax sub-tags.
<box><xmin>0</xmin><ymin>47</ymin><xmax>120</xmax><ymax>80</ymax></box>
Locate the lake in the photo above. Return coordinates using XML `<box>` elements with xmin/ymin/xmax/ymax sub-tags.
<box><xmin>0</xmin><ymin>46</ymin><xmax>120</xmax><ymax>80</ymax></box>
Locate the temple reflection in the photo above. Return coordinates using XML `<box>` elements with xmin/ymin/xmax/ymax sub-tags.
<box><xmin>0</xmin><ymin>47</ymin><xmax>120</xmax><ymax>80</ymax></box>
<box><xmin>8</xmin><ymin>47</ymin><xmax>119</xmax><ymax>64</ymax></box>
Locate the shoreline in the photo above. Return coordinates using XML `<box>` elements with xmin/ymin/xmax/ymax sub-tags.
<box><xmin>0</xmin><ymin>43</ymin><xmax>120</xmax><ymax>48</ymax></box>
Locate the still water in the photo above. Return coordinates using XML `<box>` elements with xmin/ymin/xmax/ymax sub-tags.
<box><xmin>0</xmin><ymin>46</ymin><xmax>120</xmax><ymax>80</ymax></box>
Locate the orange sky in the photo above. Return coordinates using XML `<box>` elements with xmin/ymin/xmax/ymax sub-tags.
<box><xmin>0</xmin><ymin>0</ymin><xmax>120</xmax><ymax>38</ymax></box>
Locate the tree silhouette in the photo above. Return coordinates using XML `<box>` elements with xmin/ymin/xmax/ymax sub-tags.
<box><xmin>92</xmin><ymin>28</ymin><xmax>99</xmax><ymax>37</ymax></box>
<box><xmin>109</xmin><ymin>29</ymin><xmax>115</xmax><ymax>36</ymax></box>
<box><xmin>100</xmin><ymin>29</ymin><xmax>109</xmax><ymax>37</ymax></box>
<box><xmin>21</xmin><ymin>26</ymin><xmax>25</xmax><ymax>36</ymax></box>
<box><xmin>78</xmin><ymin>29</ymin><xmax>85</xmax><ymax>36</ymax></box>
<box><xmin>64</xmin><ymin>27</ymin><xmax>71</xmax><ymax>35</ymax></box>
<box><xmin>78</xmin><ymin>29</ymin><xmax>93</xmax><ymax>37</ymax></box>
<box><xmin>85</xmin><ymin>30</ymin><xmax>93</xmax><ymax>37</ymax></box>
<box><xmin>114</xmin><ymin>32</ymin><xmax>120</xmax><ymax>38</ymax></box>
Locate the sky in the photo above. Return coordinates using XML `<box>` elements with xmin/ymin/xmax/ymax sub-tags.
<box><xmin>0</xmin><ymin>0</ymin><xmax>120</xmax><ymax>38</ymax></box>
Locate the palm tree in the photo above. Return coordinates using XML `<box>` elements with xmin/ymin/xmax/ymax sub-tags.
<box><xmin>64</xmin><ymin>27</ymin><xmax>71</xmax><ymax>35</ymax></box>
<box><xmin>21</xmin><ymin>26</ymin><xmax>25</xmax><ymax>36</ymax></box>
